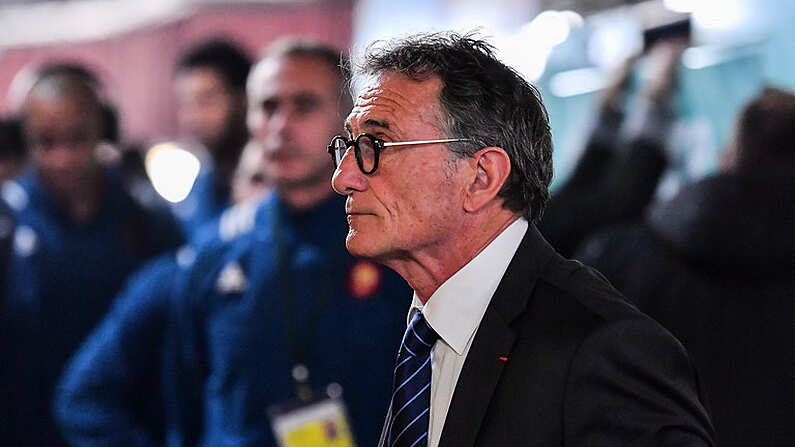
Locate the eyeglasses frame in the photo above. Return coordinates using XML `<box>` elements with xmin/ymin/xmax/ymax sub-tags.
<box><xmin>327</xmin><ymin>133</ymin><xmax>471</xmax><ymax>175</ymax></box>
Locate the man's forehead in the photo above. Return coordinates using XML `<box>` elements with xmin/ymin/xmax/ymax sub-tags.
<box><xmin>347</xmin><ymin>71</ymin><xmax>443</xmax><ymax>131</ymax></box>
<box><xmin>247</xmin><ymin>57</ymin><xmax>279</xmax><ymax>91</ymax></box>
<box><xmin>175</xmin><ymin>67</ymin><xmax>226</xmax><ymax>91</ymax></box>
<box><xmin>247</xmin><ymin>55</ymin><xmax>335</xmax><ymax>100</ymax></box>
<box><xmin>25</xmin><ymin>91</ymin><xmax>95</xmax><ymax>119</ymax></box>
<box><xmin>175</xmin><ymin>66</ymin><xmax>223</xmax><ymax>82</ymax></box>
<box><xmin>355</xmin><ymin>71</ymin><xmax>441</xmax><ymax>104</ymax></box>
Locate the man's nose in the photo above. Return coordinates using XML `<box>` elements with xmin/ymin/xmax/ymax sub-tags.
<box><xmin>269</xmin><ymin>105</ymin><xmax>302</xmax><ymax>140</ymax></box>
<box><xmin>47</xmin><ymin>144</ymin><xmax>85</xmax><ymax>170</ymax></box>
<box><xmin>331</xmin><ymin>147</ymin><xmax>367</xmax><ymax>195</ymax></box>
<box><xmin>179</xmin><ymin>106</ymin><xmax>202</xmax><ymax>133</ymax></box>
<box><xmin>248</xmin><ymin>108</ymin><xmax>295</xmax><ymax>144</ymax></box>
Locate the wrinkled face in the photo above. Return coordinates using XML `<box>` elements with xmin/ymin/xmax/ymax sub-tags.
<box><xmin>331</xmin><ymin>72</ymin><xmax>468</xmax><ymax>262</ymax></box>
<box><xmin>247</xmin><ymin>55</ymin><xmax>340</xmax><ymax>190</ymax></box>
<box><xmin>174</xmin><ymin>67</ymin><xmax>241</xmax><ymax>150</ymax></box>
<box><xmin>24</xmin><ymin>92</ymin><xmax>100</xmax><ymax>194</ymax></box>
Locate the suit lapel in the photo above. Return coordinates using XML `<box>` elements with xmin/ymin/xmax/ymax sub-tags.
<box><xmin>438</xmin><ymin>225</ymin><xmax>555</xmax><ymax>447</ymax></box>
<box><xmin>437</xmin><ymin>304</ymin><xmax>515</xmax><ymax>447</ymax></box>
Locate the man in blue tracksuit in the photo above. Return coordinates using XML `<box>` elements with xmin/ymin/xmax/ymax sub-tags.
<box><xmin>54</xmin><ymin>196</ymin><xmax>266</xmax><ymax>447</ymax></box>
<box><xmin>169</xmin><ymin>38</ymin><xmax>411</xmax><ymax>447</ymax></box>
<box><xmin>172</xmin><ymin>194</ymin><xmax>409</xmax><ymax>447</ymax></box>
<box><xmin>171</xmin><ymin>39</ymin><xmax>253</xmax><ymax>239</ymax></box>
<box><xmin>54</xmin><ymin>39</ymin><xmax>410</xmax><ymax>447</ymax></box>
<box><xmin>0</xmin><ymin>64</ymin><xmax>183</xmax><ymax>447</ymax></box>
<box><xmin>54</xmin><ymin>252</ymin><xmax>181</xmax><ymax>447</ymax></box>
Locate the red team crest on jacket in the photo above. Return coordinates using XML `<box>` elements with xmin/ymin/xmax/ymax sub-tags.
<box><xmin>348</xmin><ymin>260</ymin><xmax>381</xmax><ymax>300</ymax></box>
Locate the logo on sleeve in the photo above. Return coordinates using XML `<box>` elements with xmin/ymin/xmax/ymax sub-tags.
<box><xmin>2</xmin><ymin>181</ymin><xmax>28</xmax><ymax>211</ymax></box>
<box><xmin>13</xmin><ymin>225</ymin><xmax>38</xmax><ymax>257</ymax></box>
<box><xmin>175</xmin><ymin>246</ymin><xmax>197</xmax><ymax>268</ymax></box>
<box><xmin>216</xmin><ymin>261</ymin><xmax>248</xmax><ymax>294</ymax></box>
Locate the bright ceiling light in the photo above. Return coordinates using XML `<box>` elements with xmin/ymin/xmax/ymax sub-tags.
<box><xmin>560</xmin><ymin>10</ymin><xmax>585</xmax><ymax>29</ymax></box>
<box><xmin>498</xmin><ymin>9</ymin><xmax>575</xmax><ymax>81</ymax></box>
<box><xmin>549</xmin><ymin>67</ymin><xmax>606</xmax><ymax>98</ymax></box>
<box><xmin>145</xmin><ymin>142</ymin><xmax>201</xmax><ymax>203</ymax></box>
<box><xmin>682</xmin><ymin>46</ymin><xmax>719</xmax><ymax>69</ymax></box>
<box><xmin>587</xmin><ymin>16</ymin><xmax>642</xmax><ymax>70</ymax></box>
<box><xmin>494</xmin><ymin>33</ymin><xmax>551</xmax><ymax>82</ymax></box>
<box><xmin>693</xmin><ymin>0</ymin><xmax>745</xmax><ymax>29</ymax></box>
<box><xmin>522</xmin><ymin>10</ymin><xmax>571</xmax><ymax>48</ymax></box>
<box><xmin>663</xmin><ymin>0</ymin><xmax>696</xmax><ymax>13</ymax></box>
<box><xmin>513</xmin><ymin>46</ymin><xmax>552</xmax><ymax>82</ymax></box>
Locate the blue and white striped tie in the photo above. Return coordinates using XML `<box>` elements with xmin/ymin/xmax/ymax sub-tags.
<box><xmin>386</xmin><ymin>311</ymin><xmax>439</xmax><ymax>447</ymax></box>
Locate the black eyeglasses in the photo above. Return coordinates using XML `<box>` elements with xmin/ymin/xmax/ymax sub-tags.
<box><xmin>327</xmin><ymin>133</ymin><xmax>471</xmax><ymax>175</ymax></box>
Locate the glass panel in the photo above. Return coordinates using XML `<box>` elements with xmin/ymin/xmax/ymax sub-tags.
<box><xmin>358</xmin><ymin>135</ymin><xmax>376</xmax><ymax>172</ymax></box>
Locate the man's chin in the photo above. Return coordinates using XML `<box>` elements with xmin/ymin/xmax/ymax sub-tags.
<box><xmin>344</xmin><ymin>229</ymin><xmax>377</xmax><ymax>259</ymax></box>
<box><xmin>270</xmin><ymin>170</ymin><xmax>303</xmax><ymax>186</ymax></box>
<box><xmin>270</xmin><ymin>165</ymin><xmax>332</xmax><ymax>189</ymax></box>
<box><xmin>43</xmin><ymin>173</ymin><xmax>91</xmax><ymax>195</ymax></box>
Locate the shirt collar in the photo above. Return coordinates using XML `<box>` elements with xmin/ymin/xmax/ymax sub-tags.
<box><xmin>409</xmin><ymin>217</ymin><xmax>528</xmax><ymax>355</ymax></box>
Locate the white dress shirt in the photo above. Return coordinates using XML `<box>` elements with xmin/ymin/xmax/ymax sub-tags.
<box><xmin>407</xmin><ymin>217</ymin><xmax>528</xmax><ymax>447</ymax></box>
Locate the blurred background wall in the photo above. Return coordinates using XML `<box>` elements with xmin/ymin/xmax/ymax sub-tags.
<box><xmin>1</xmin><ymin>0</ymin><xmax>794</xmax><ymax>189</ymax></box>
<box><xmin>0</xmin><ymin>0</ymin><xmax>353</xmax><ymax>142</ymax></box>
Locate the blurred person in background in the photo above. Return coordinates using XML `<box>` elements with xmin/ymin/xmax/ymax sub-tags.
<box><xmin>171</xmin><ymin>38</ymin><xmax>252</xmax><ymax>239</ymax></box>
<box><xmin>165</xmin><ymin>38</ymin><xmax>411</xmax><ymax>447</ymax></box>
<box><xmin>540</xmin><ymin>39</ymin><xmax>685</xmax><ymax>258</ymax></box>
<box><xmin>0</xmin><ymin>117</ymin><xmax>23</xmax><ymax>310</ymax></box>
<box><xmin>577</xmin><ymin>86</ymin><xmax>795</xmax><ymax>447</ymax></box>
<box><xmin>53</xmin><ymin>137</ymin><xmax>271</xmax><ymax>447</ymax></box>
<box><xmin>57</xmin><ymin>38</ymin><xmax>408</xmax><ymax>447</ymax></box>
<box><xmin>34</xmin><ymin>63</ymin><xmax>124</xmax><ymax>165</ymax></box>
<box><xmin>0</xmin><ymin>118</ymin><xmax>26</xmax><ymax>182</ymax></box>
<box><xmin>0</xmin><ymin>64</ymin><xmax>184</xmax><ymax>447</ymax></box>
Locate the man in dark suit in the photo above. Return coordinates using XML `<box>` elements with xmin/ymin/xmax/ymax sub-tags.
<box><xmin>329</xmin><ymin>32</ymin><xmax>716</xmax><ymax>447</ymax></box>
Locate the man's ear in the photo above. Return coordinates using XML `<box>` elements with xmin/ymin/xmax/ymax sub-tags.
<box><xmin>463</xmin><ymin>146</ymin><xmax>511</xmax><ymax>213</ymax></box>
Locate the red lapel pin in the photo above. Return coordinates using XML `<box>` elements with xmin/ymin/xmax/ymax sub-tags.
<box><xmin>498</xmin><ymin>356</ymin><xmax>508</xmax><ymax>362</ymax></box>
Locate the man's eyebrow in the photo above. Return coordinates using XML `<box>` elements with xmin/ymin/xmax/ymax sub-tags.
<box><xmin>292</xmin><ymin>91</ymin><xmax>320</xmax><ymax>102</ymax></box>
<box><xmin>346</xmin><ymin>118</ymin><xmax>390</xmax><ymax>136</ymax></box>
<box><xmin>364</xmin><ymin>118</ymin><xmax>390</xmax><ymax>130</ymax></box>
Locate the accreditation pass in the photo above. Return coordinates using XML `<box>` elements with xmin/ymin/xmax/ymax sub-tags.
<box><xmin>270</xmin><ymin>397</ymin><xmax>356</xmax><ymax>447</ymax></box>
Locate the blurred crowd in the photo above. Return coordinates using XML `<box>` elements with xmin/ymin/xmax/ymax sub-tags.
<box><xmin>0</xmin><ymin>29</ymin><xmax>792</xmax><ymax>447</ymax></box>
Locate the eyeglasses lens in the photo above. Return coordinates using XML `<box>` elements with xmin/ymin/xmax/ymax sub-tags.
<box><xmin>357</xmin><ymin>135</ymin><xmax>376</xmax><ymax>172</ymax></box>
<box><xmin>332</xmin><ymin>137</ymin><xmax>348</xmax><ymax>167</ymax></box>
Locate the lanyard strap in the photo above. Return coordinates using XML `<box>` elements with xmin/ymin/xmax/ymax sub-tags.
<box><xmin>271</xmin><ymin>207</ymin><xmax>340</xmax><ymax>380</ymax></box>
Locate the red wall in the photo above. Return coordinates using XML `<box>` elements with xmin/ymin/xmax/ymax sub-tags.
<box><xmin>0</xmin><ymin>1</ymin><xmax>353</xmax><ymax>144</ymax></box>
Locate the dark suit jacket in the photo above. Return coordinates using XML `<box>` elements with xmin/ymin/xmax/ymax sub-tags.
<box><xmin>385</xmin><ymin>225</ymin><xmax>716</xmax><ymax>447</ymax></box>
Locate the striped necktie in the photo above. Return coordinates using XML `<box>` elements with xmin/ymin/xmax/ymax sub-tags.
<box><xmin>386</xmin><ymin>311</ymin><xmax>440</xmax><ymax>447</ymax></box>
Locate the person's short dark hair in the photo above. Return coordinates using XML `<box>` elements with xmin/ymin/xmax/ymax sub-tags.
<box><xmin>357</xmin><ymin>31</ymin><xmax>554</xmax><ymax>223</ymax></box>
<box><xmin>0</xmin><ymin>118</ymin><xmax>25</xmax><ymax>161</ymax></box>
<box><xmin>36</xmin><ymin>62</ymin><xmax>102</xmax><ymax>90</ymax></box>
<box><xmin>260</xmin><ymin>37</ymin><xmax>352</xmax><ymax>116</ymax></box>
<box><xmin>177</xmin><ymin>38</ymin><xmax>252</xmax><ymax>92</ymax></box>
<box><xmin>734</xmin><ymin>86</ymin><xmax>795</xmax><ymax>175</ymax></box>
<box><xmin>26</xmin><ymin>62</ymin><xmax>103</xmax><ymax>130</ymax></box>
<box><xmin>100</xmin><ymin>103</ymin><xmax>120</xmax><ymax>144</ymax></box>
<box><xmin>31</xmin><ymin>62</ymin><xmax>120</xmax><ymax>143</ymax></box>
